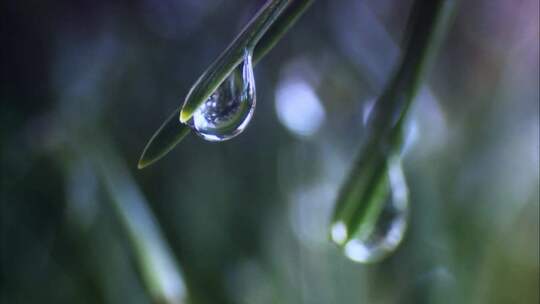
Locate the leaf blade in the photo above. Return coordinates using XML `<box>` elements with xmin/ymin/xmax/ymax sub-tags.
<box><xmin>331</xmin><ymin>0</ymin><xmax>456</xmax><ymax>244</ymax></box>
<box><xmin>179</xmin><ymin>0</ymin><xmax>291</xmax><ymax>123</ymax></box>
<box><xmin>139</xmin><ymin>0</ymin><xmax>315</xmax><ymax>169</ymax></box>
<box><xmin>138</xmin><ymin>108</ymin><xmax>191</xmax><ymax>169</ymax></box>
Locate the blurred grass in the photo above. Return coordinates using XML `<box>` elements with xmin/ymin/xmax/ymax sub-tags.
<box><xmin>331</xmin><ymin>0</ymin><xmax>455</xmax><ymax>245</ymax></box>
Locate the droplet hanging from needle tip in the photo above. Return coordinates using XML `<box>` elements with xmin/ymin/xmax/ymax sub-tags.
<box><xmin>186</xmin><ymin>49</ymin><xmax>256</xmax><ymax>142</ymax></box>
<box><xmin>331</xmin><ymin>157</ymin><xmax>409</xmax><ymax>263</ymax></box>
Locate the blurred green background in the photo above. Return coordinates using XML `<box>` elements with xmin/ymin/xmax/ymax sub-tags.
<box><xmin>2</xmin><ymin>0</ymin><xmax>538</xmax><ymax>303</ymax></box>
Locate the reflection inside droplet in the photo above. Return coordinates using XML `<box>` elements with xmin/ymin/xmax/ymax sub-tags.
<box><xmin>187</xmin><ymin>49</ymin><xmax>256</xmax><ymax>141</ymax></box>
<box><xmin>330</xmin><ymin>221</ymin><xmax>348</xmax><ymax>245</ymax></box>
<box><xmin>331</xmin><ymin>157</ymin><xmax>409</xmax><ymax>263</ymax></box>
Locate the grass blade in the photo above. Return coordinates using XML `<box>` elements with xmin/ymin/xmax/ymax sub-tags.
<box><xmin>179</xmin><ymin>0</ymin><xmax>291</xmax><ymax>123</ymax></box>
<box><xmin>139</xmin><ymin>0</ymin><xmax>314</xmax><ymax>169</ymax></box>
<box><xmin>332</xmin><ymin>0</ymin><xmax>456</xmax><ymax>242</ymax></box>
<box><xmin>138</xmin><ymin>108</ymin><xmax>191</xmax><ymax>169</ymax></box>
<box><xmin>96</xmin><ymin>139</ymin><xmax>188</xmax><ymax>303</ymax></box>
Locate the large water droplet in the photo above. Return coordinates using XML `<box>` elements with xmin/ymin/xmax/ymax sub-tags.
<box><xmin>187</xmin><ymin>49</ymin><xmax>256</xmax><ymax>142</ymax></box>
<box><xmin>331</xmin><ymin>157</ymin><xmax>409</xmax><ymax>263</ymax></box>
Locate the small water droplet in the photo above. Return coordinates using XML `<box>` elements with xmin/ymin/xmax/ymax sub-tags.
<box><xmin>331</xmin><ymin>157</ymin><xmax>409</xmax><ymax>263</ymax></box>
<box><xmin>187</xmin><ymin>49</ymin><xmax>256</xmax><ymax>141</ymax></box>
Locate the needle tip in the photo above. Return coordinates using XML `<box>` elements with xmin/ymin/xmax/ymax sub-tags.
<box><xmin>179</xmin><ymin>110</ymin><xmax>192</xmax><ymax>123</ymax></box>
<box><xmin>137</xmin><ymin>159</ymin><xmax>147</xmax><ymax>170</ymax></box>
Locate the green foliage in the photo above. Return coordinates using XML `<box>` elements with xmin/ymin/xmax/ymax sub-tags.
<box><xmin>4</xmin><ymin>0</ymin><xmax>538</xmax><ymax>303</ymax></box>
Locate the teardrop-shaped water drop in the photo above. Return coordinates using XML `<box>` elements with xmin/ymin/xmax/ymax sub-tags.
<box><xmin>187</xmin><ymin>49</ymin><xmax>256</xmax><ymax>142</ymax></box>
<box><xmin>330</xmin><ymin>157</ymin><xmax>409</xmax><ymax>263</ymax></box>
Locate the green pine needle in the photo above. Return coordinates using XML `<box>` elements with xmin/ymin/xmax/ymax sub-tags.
<box><xmin>139</xmin><ymin>0</ymin><xmax>314</xmax><ymax>169</ymax></box>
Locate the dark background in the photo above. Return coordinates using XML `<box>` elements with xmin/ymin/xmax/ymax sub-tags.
<box><xmin>2</xmin><ymin>0</ymin><xmax>539</xmax><ymax>303</ymax></box>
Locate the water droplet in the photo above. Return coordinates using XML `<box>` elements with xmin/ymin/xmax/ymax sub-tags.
<box><xmin>187</xmin><ymin>49</ymin><xmax>256</xmax><ymax>141</ymax></box>
<box><xmin>331</xmin><ymin>157</ymin><xmax>409</xmax><ymax>263</ymax></box>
